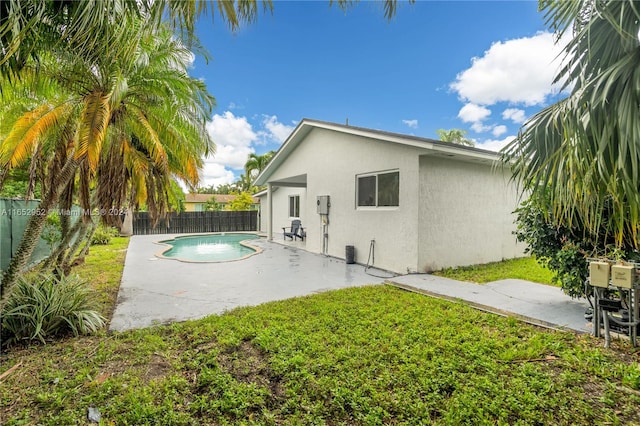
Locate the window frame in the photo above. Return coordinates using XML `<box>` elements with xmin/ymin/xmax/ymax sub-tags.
<box><xmin>355</xmin><ymin>170</ymin><xmax>400</xmax><ymax>209</ymax></box>
<box><xmin>288</xmin><ymin>194</ymin><xmax>300</xmax><ymax>218</ymax></box>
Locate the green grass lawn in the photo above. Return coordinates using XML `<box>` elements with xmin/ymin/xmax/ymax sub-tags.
<box><xmin>433</xmin><ymin>256</ymin><xmax>556</xmax><ymax>285</ymax></box>
<box><xmin>72</xmin><ymin>236</ymin><xmax>130</xmax><ymax>322</ymax></box>
<box><xmin>2</xmin><ymin>246</ymin><xmax>640</xmax><ymax>425</ymax></box>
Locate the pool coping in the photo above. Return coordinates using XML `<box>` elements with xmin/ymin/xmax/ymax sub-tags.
<box><xmin>153</xmin><ymin>231</ymin><xmax>264</xmax><ymax>263</ymax></box>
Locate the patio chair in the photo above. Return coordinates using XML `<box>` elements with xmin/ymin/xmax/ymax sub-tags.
<box><xmin>283</xmin><ymin>219</ymin><xmax>305</xmax><ymax>241</ymax></box>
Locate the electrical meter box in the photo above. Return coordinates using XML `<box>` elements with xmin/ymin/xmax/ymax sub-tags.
<box><xmin>612</xmin><ymin>264</ymin><xmax>636</xmax><ymax>289</ymax></box>
<box><xmin>317</xmin><ymin>195</ymin><xmax>330</xmax><ymax>214</ymax></box>
<box><xmin>589</xmin><ymin>261</ymin><xmax>611</xmax><ymax>288</ymax></box>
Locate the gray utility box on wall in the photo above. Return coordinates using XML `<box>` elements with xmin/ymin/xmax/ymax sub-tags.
<box><xmin>317</xmin><ymin>195</ymin><xmax>330</xmax><ymax>214</ymax></box>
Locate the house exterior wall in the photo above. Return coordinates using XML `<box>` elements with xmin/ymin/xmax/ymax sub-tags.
<box><xmin>259</xmin><ymin>187</ymin><xmax>307</xmax><ymax>235</ymax></box>
<box><xmin>183</xmin><ymin>202</ymin><xmax>198</xmax><ymax>212</ymax></box>
<box><xmin>417</xmin><ymin>156</ymin><xmax>524</xmax><ymax>272</ymax></box>
<box><xmin>266</xmin><ymin>128</ymin><xmax>422</xmax><ymax>273</ymax></box>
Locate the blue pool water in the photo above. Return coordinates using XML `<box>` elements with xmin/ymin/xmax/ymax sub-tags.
<box><xmin>157</xmin><ymin>233</ymin><xmax>261</xmax><ymax>262</ymax></box>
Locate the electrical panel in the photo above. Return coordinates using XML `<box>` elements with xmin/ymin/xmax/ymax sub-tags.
<box><xmin>317</xmin><ymin>195</ymin><xmax>330</xmax><ymax>214</ymax></box>
<box><xmin>589</xmin><ymin>261</ymin><xmax>611</xmax><ymax>288</ymax></box>
<box><xmin>612</xmin><ymin>264</ymin><xmax>636</xmax><ymax>289</ymax></box>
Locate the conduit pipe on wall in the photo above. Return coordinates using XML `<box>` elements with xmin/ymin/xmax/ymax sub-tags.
<box><xmin>321</xmin><ymin>214</ymin><xmax>328</xmax><ymax>255</ymax></box>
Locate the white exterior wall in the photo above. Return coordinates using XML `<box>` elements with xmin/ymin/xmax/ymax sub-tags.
<box><xmin>417</xmin><ymin>156</ymin><xmax>524</xmax><ymax>272</ymax></box>
<box><xmin>269</xmin><ymin>187</ymin><xmax>307</xmax><ymax>237</ymax></box>
<box><xmin>266</xmin><ymin>128</ymin><xmax>422</xmax><ymax>273</ymax></box>
<box><xmin>258</xmin><ymin>189</ymin><xmax>307</xmax><ymax>234</ymax></box>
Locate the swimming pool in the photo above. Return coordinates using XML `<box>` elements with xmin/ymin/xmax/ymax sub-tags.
<box><xmin>156</xmin><ymin>233</ymin><xmax>261</xmax><ymax>262</ymax></box>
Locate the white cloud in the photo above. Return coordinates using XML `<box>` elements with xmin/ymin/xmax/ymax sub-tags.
<box><xmin>261</xmin><ymin>115</ymin><xmax>295</xmax><ymax>143</ymax></box>
<box><xmin>205</xmin><ymin>111</ymin><xmax>257</xmax><ymax>170</ymax></box>
<box><xmin>200</xmin><ymin>162</ymin><xmax>237</xmax><ymax>187</ymax></box>
<box><xmin>402</xmin><ymin>119</ymin><xmax>418</xmax><ymax>129</ymax></box>
<box><xmin>450</xmin><ymin>31</ymin><xmax>569</xmax><ymax>106</ymax></box>
<box><xmin>476</xmin><ymin>135</ymin><xmax>516</xmax><ymax>152</ymax></box>
<box><xmin>458</xmin><ymin>103</ymin><xmax>493</xmax><ymax>134</ymax></box>
<box><xmin>502</xmin><ymin>108</ymin><xmax>527</xmax><ymax>123</ymax></box>
<box><xmin>458</xmin><ymin>103</ymin><xmax>491</xmax><ymax>123</ymax></box>
<box><xmin>202</xmin><ymin>111</ymin><xmax>258</xmax><ymax>187</ymax></box>
<box><xmin>199</xmin><ymin>112</ymin><xmax>295</xmax><ymax>188</ymax></box>
<box><xmin>471</xmin><ymin>122</ymin><xmax>492</xmax><ymax>133</ymax></box>
<box><xmin>492</xmin><ymin>125</ymin><xmax>507</xmax><ymax>137</ymax></box>
<box><xmin>206</xmin><ymin>111</ymin><xmax>257</xmax><ymax>151</ymax></box>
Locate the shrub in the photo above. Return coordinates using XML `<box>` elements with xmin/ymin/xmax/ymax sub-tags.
<box><xmin>91</xmin><ymin>225</ymin><xmax>119</xmax><ymax>245</ymax></box>
<box><xmin>1</xmin><ymin>272</ymin><xmax>105</xmax><ymax>346</ymax></box>
<box><xmin>514</xmin><ymin>191</ymin><xmax>640</xmax><ymax>298</ymax></box>
<box><xmin>41</xmin><ymin>212</ymin><xmax>62</xmax><ymax>250</ymax></box>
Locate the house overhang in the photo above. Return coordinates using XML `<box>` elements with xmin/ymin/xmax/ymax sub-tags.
<box><xmin>268</xmin><ymin>174</ymin><xmax>307</xmax><ymax>188</ymax></box>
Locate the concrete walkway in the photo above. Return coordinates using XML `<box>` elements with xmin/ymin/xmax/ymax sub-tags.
<box><xmin>388</xmin><ymin>274</ymin><xmax>591</xmax><ymax>333</ymax></box>
<box><xmin>110</xmin><ymin>234</ymin><xmax>592</xmax><ymax>334</ymax></box>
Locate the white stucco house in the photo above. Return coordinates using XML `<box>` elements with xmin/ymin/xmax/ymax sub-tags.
<box><xmin>254</xmin><ymin>119</ymin><xmax>524</xmax><ymax>274</ymax></box>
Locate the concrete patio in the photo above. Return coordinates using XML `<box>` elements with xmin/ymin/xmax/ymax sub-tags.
<box><xmin>110</xmin><ymin>234</ymin><xmax>592</xmax><ymax>335</ymax></box>
<box><xmin>109</xmin><ymin>234</ymin><xmax>389</xmax><ymax>331</ymax></box>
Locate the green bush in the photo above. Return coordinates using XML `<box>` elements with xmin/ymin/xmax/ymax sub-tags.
<box><xmin>1</xmin><ymin>272</ymin><xmax>105</xmax><ymax>346</ymax></box>
<box><xmin>41</xmin><ymin>212</ymin><xmax>62</xmax><ymax>250</ymax></box>
<box><xmin>514</xmin><ymin>191</ymin><xmax>639</xmax><ymax>298</ymax></box>
<box><xmin>91</xmin><ymin>225</ymin><xmax>119</xmax><ymax>245</ymax></box>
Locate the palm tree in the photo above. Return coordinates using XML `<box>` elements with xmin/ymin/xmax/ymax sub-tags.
<box><xmin>0</xmin><ymin>18</ymin><xmax>214</xmax><ymax>295</ymax></box>
<box><xmin>234</xmin><ymin>173</ymin><xmax>254</xmax><ymax>193</ymax></box>
<box><xmin>0</xmin><ymin>55</ymin><xmax>95</xmax><ymax>296</ymax></box>
<box><xmin>502</xmin><ymin>1</ymin><xmax>640</xmax><ymax>250</ymax></box>
<box><xmin>436</xmin><ymin>129</ymin><xmax>474</xmax><ymax>147</ymax></box>
<box><xmin>244</xmin><ymin>150</ymin><xmax>275</xmax><ymax>182</ymax></box>
<box><xmin>0</xmin><ymin>0</ymin><xmax>271</xmax><ymax>77</ymax></box>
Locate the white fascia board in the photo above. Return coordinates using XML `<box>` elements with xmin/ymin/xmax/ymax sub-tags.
<box><xmin>428</xmin><ymin>143</ymin><xmax>500</xmax><ymax>164</ymax></box>
<box><xmin>254</xmin><ymin>120</ymin><xmax>312</xmax><ymax>186</ymax></box>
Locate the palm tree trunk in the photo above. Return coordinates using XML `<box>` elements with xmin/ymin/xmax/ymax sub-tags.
<box><xmin>60</xmin><ymin>217</ymin><xmax>93</xmax><ymax>275</ymax></box>
<box><xmin>0</xmin><ymin>155</ymin><xmax>79</xmax><ymax>302</ymax></box>
<box><xmin>41</xmin><ymin>211</ymin><xmax>86</xmax><ymax>271</ymax></box>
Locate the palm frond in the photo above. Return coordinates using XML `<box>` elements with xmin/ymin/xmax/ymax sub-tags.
<box><xmin>1</xmin><ymin>103</ymin><xmax>72</xmax><ymax>168</ymax></box>
<box><xmin>504</xmin><ymin>0</ymin><xmax>640</xmax><ymax>248</ymax></box>
<box><xmin>75</xmin><ymin>91</ymin><xmax>111</xmax><ymax>171</ymax></box>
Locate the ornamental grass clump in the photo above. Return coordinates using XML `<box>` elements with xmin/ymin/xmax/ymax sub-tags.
<box><xmin>1</xmin><ymin>272</ymin><xmax>105</xmax><ymax>346</ymax></box>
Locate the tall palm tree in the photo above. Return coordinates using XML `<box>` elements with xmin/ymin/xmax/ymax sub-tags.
<box><xmin>502</xmin><ymin>0</ymin><xmax>640</xmax><ymax>249</ymax></box>
<box><xmin>0</xmin><ymin>18</ymin><xmax>214</xmax><ymax>295</ymax></box>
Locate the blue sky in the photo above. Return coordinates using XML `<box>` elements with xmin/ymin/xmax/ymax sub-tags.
<box><xmin>191</xmin><ymin>1</ymin><xmax>568</xmax><ymax>187</ymax></box>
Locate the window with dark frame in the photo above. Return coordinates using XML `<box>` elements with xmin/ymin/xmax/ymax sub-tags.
<box><xmin>356</xmin><ymin>171</ymin><xmax>399</xmax><ymax>208</ymax></box>
<box><xmin>289</xmin><ymin>195</ymin><xmax>300</xmax><ymax>217</ymax></box>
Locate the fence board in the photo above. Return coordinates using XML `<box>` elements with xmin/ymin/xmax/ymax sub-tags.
<box><xmin>0</xmin><ymin>198</ymin><xmax>57</xmax><ymax>272</ymax></box>
<box><xmin>132</xmin><ymin>210</ymin><xmax>258</xmax><ymax>235</ymax></box>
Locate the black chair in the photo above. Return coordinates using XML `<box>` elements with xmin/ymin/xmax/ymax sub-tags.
<box><xmin>283</xmin><ymin>220</ymin><xmax>304</xmax><ymax>241</ymax></box>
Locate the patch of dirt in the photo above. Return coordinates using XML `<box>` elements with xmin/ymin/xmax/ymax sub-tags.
<box><xmin>217</xmin><ymin>340</ymin><xmax>286</xmax><ymax>403</ymax></box>
<box><xmin>143</xmin><ymin>354</ymin><xmax>172</xmax><ymax>381</ymax></box>
<box><xmin>98</xmin><ymin>352</ymin><xmax>172</xmax><ymax>382</ymax></box>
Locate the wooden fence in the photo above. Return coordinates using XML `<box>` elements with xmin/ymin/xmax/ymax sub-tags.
<box><xmin>132</xmin><ymin>210</ymin><xmax>258</xmax><ymax>235</ymax></box>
